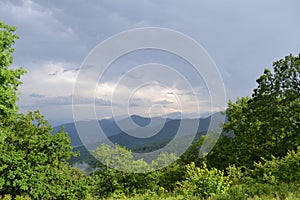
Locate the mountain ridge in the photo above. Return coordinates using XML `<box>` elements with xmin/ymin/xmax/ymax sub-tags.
<box><xmin>53</xmin><ymin>112</ymin><xmax>227</xmax><ymax>148</ymax></box>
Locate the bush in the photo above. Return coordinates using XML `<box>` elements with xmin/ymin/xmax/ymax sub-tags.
<box><xmin>176</xmin><ymin>162</ymin><xmax>231</xmax><ymax>198</ymax></box>
<box><xmin>250</xmin><ymin>147</ymin><xmax>300</xmax><ymax>184</ymax></box>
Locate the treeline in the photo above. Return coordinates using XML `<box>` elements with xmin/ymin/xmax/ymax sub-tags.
<box><xmin>0</xmin><ymin>21</ymin><xmax>299</xmax><ymax>199</ymax></box>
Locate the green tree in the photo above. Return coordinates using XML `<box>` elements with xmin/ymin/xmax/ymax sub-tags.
<box><xmin>0</xmin><ymin>21</ymin><xmax>93</xmax><ymax>199</ymax></box>
<box><xmin>151</xmin><ymin>152</ymin><xmax>184</xmax><ymax>193</ymax></box>
<box><xmin>0</xmin><ymin>21</ymin><xmax>25</xmax><ymax>123</ymax></box>
<box><xmin>207</xmin><ymin>54</ymin><xmax>300</xmax><ymax>169</ymax></box>
<box><xmin>92</xmin><ymin>144</ymin><xmax>159</xmax><ymax>197</ymax></box>
<box><xmin>179</xmin><ymin>135</ymin><xmax>205</xmax><ymax>166</ymax></box>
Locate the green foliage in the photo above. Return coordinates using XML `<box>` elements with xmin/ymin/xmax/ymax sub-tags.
<box><xmin>209</xmin><ymin>182</ymin><xmax>300</xmax><ymax>200</ymax></box>
<box><xmin>0</xmin><ymin>21</ymin><xmax>93</xmax><ymax>199</ymax></box>
<box><xmin>179</xmin><ymin>135</ymin><xmax>205</xmax><ymax>166</ymax></box>
<box><xmin>0</xmin><ymin>21</ymin><xmax>26</xmax><ymax>122</ymax></box>
<box><xmin>226</xmin><ymin>165</ymin><xmax>246</xmax><ymax>185</ymax></box>
<box><xmin>92</xmin><ymin>144</ymin><xmax>192</xmax><ymax>197</ymax></box>
<box><xmin>92</xmin><ymin>144</ymin><xmax>162</xmax><ymax>197</ymax></box>
<box><xmin>176</xmin><ymin>162</ymin><xmax>231</xmax><ymax>198</ymax></box>
<box><xmin>0</xmin><ymin>194</ymin><xmax>31</xmax><ymax>200</ymax></box>
<box><xmin>207</xmin><ymin>54</ymin><xmax>300</xmax><ymax>169</ymax></box>
<box><xmin>93</xmin><ymin>144</ymin><xmax>153</xmax><ymax>173</ymax></box>
<box><xmin>1</xmin><ymin>20</ymin><xmax>299</xmax><ymax>199</ymax></box>
<box><xmin>0</xmin><ymin>111</ymin><xmax>94</xmax><ymax>199</ymax></box>
<box><xmin>206</xmin><ymin>135</ymin><xmax>238</xmax><ymax>170</ymax></box>
<box><xmin>153</xmin><ymin>160</ymin><xmax>185</xmax><ymax>192</ymax></box>
<box><xmin>249</xmin><ymin>147</ymin><xmax>300</xmax><ymax>184</ymax></box>
<box><xmin>212</xmin><ymin>149</ymin><xmax>300</xmax><ymax>200</ymax></box>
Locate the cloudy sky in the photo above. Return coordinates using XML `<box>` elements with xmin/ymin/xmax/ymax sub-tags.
<box><xmin>1</xmin><ymin>0</ymin><xmax>299</xmax><ymax>125</ymax></box>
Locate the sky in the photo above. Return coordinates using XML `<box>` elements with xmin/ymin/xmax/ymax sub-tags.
<box><xmin>0</xmin><ymin>0</ymin><xmax>300</xmax><ymax>125</ymax></box>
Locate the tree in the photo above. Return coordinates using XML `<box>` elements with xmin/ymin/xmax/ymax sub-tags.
<box><xmin>0</xmin><ymin>21</ymin><xmax>93</xmax><ymax>199</ymax></box>
<box><xmin>207</xmin><ymin>54</ymin><xmax>300</xmax><ymax>169</ymax></box>
<box><xmin>92</xmin><ymin>144</ymin><xmax>160</xmax><ymax>197</ymax></box>
<box><xmin>0</xmin><ymin>21</ymin><xmax>25</xmax><ymax>123</ymax></box>
<box><xmin>179</xmin><ymin>135</ymin><xmax>205</xmax><ymax>166</ymax></box>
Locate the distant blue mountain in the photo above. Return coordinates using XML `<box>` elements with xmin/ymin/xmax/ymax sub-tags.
<box><xmin>53</xmin><ymin>112</ymin><xmax>227</xmax><ymax>148</ymax></box>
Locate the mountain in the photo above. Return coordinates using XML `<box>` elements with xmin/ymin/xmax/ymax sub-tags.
<box><xmin>53</xmin><ymin>112</ymin><xmax>227</xmax><ymax>164</ymax></box>
<box><xmin>53</xmin><ymin>118</ymin><xmax>119</xmax><ymax>147</ymax></box>
<box><xmin>53</xmin><ymin>112</ymin><xmax>226</xmax><ymax>148</ymax></box>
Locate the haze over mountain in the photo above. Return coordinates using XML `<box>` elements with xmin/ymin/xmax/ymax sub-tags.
<box><xmin>53</xmin><ymin>112</ymin><xmax>226</xmax><ymax>149</ymax></box>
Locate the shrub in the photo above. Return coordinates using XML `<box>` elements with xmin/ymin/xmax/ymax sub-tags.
<box><xmin>250</xmin><ymin>147</ymin><xmax>300</xmax><ymax>184</ymax></box>
<box><xmin>176</xmin><ymin>162</ymin><xmax>231</xmax><ymax>198</ymax></box>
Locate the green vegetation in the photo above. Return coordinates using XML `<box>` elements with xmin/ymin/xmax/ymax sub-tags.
<box><xmin>206</xmin><ymin>55</ymin><xmax>300</xmax><ymax>169</ymax></box>
<box><xmin>0</xmin><ymin>21</ymin><xmax>299</xmax><ymax>199</ymax></box>
<box><xmin>0</xmin><ymin>21</ymin><xmax>93</xmax><ymax>199</ymax></box>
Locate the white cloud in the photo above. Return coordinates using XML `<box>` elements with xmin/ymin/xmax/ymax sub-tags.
<box><xmin>19</xmin><ymin>61</ymin><xmax>77</xmax><ymax>97</ymax></box>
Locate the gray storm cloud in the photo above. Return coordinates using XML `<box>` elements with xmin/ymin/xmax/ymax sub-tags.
<box><xmin>0</xmin><ymin>0</ymin><xmax>299</xmax><ymax>124</ymax></box>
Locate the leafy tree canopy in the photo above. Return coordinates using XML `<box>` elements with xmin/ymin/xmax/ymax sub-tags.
<box><xmin>0</xmin><ymin>21</ymin><xmax>93</xmax><ymax>199</ymax></box>
<box><xmin>207</xmin><ymin>54</ymin><xmax>300</xmax><ymax>169</ymax></box>
<box><xmin>0</xmin><ymin>21</ymin><xmax>26</xmax><ymax>123</ymax></box>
